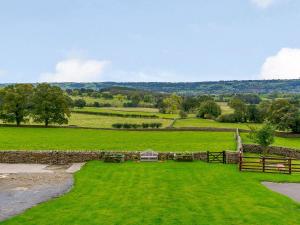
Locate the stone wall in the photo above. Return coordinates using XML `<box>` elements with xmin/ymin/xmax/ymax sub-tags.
<box><xmin>0</xmin><ymin>150</ymin><xmax>239</xmax><ymax>164</ymax></box>
<box><xmin>242</xmin><ymin>144</ymin><xmax>300</xmax><ymax>159</ymax></box>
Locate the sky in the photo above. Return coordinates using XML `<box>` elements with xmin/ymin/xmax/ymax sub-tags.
<box><xmin>1</xmin><ymin>0</ymin><xmax>300</xmax><ymax>83</ymax></box>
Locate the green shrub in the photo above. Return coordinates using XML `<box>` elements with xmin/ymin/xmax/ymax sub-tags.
<box><xmin>175</xmin><ymin>152</ymin><xmax>194</xmax><ymax>162</ymax></box>
<box><xmin>216</xmin><ymin>113</ymin><xmax>237</xmax><ymax>123</ymax></box>
<box><xmin>103</xmin><ymin>153</ymin><xmax>125</xmax><ymax>163</ymax></box>
<box><xmin>112</xmin><ymin>123</ymin><xmax>162</xmax><ymax>129</ymax></box>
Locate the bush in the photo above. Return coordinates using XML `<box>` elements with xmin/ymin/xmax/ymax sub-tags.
<box><xmin>203</xmin><ymin>114</ymin><xmax>215</xmax><ymax>120</ymax></box>
<box><xmin>142</xmin><ymin>123</ymin><xmax>149</xmax><ymax>128</ymax></box>
<box><xmin>112</xmin><ymin>123</ymin><xmax>162</xmax><ymax>129</ymax></box>
<box><xmin>175</xmin><ymin>152</ymin><xmax>194</xmax><ymax>162</ymax></box>
<box><xmin>179</xmin><ymin>110</ymin><xmax>188</xmax><ymax>119</ymax></box>
<box><xmin>216</xmin><ymin>114</ymin><xmax>237</xmax><ymax>123</ymax></box>
<box><xmin>112</xmin><ymin>123</ymin><xmax>123</xmax><ymax>128</ymax></box>
<box><xmin>74</xmin><ymin>99</ymin><xmax>86</xmax><ymax>108</ymax></box>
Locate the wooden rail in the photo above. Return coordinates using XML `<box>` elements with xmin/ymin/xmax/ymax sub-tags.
<box><xmin>239</xmin><ymin>155</ymin><xmax>300</xmax><ymax>175</ymax></box>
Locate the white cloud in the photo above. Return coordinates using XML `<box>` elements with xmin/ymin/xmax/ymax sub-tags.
<box><xmin>260</xmin><ymin>48</ymin><xmax>300</xmax><ymax>79</ymax></box>
<box><xmin>251</xmin><ymin>0</ymin><xmax>276</xmax><ymax>8</ymax></box>
<box><xmin>40</xmin><ymin>58</ymin><xmax>111</xmax><ymax>82</ymax></box>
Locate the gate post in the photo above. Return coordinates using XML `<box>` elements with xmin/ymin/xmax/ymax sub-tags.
<box><xmin>262</xmin><ymin>157</ymin><xmax>265</xmax><ymax>172</ymax></box>
<box><xmin>223</xmin><ymin>151</ymin><xmax>226</xmax><ymax>164</ymax></box>
<box><xmin>288</xmin><ymin>158</ymin><xmax>292</xmax><ymax>175</ymax></box>
<box><xmin>207</xmin><ymin>151</ymin><xmax>209</xmax><ymax>163</ymax></box>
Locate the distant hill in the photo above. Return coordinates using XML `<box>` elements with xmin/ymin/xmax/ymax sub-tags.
<box><xmin>1</xmin><ymin>79</ymin><xmax>300</xmax><ymax>94</ymax></box>
<box><xmin>52</xmin><ymin>79</ymin><xmax>300</xmax><ymax>94</ymax></box>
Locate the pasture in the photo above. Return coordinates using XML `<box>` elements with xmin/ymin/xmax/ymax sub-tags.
<box><xmin>68</xmin><ymin>113</ymin><xmax>173</xmax><ymax>128</ymax></box>
<box><xmin>72</xmin><ymin>107</ymin><xmax>181</xmax><ymax>119</ymax></box>
<box><xmin>3</xmin><ymin>161</ymin><xmax>300</xmax><ymax>225</ymax></box>
<box><xmin>173</xmin><ymin>118</ymin><xmax>261</xmax><ymax>130</ymax></box>
<box><xmin>0</xmin><ymin>127</ymin><xmax>236</xmax><ymax>151</ymax></box>
<box><xmin>242</xmin><ymin>133</ymin><xmax>300</xmax><ymax>150</ymax></box>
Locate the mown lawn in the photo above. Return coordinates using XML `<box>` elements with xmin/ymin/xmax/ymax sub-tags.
<box><xmin>68</xmin><ymin>113</ymin><xmax>173</xmax><ymax>128</ymax></box>
<box><xmin>174</xmin><ymin>118</ymin><xmax>262</xmax><ymax>130</ymax></box>
<box><xmin>242</xmin><ymin>133</ymin><xmax>300</xmax><ymax>150</ymax></box>
<box><xmin>3</xmin><ymin>161</ymin><xmax>300</xmax><ymax>225</ymax></box>
<box><xmin>0</xmin><ymin>127</ymin><xmax>235</xmax><ymax>151</ymax></box>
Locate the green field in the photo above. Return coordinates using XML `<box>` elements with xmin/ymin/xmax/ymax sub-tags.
<box><xmin>242</xmin><ymin>133</ymin><xmax>300</xmax><ymax>150</ymax></box>
<box><xmin>174</xmin><ymin>118</ymin><xmax>261</xmax><ymax>130</ymax></box>
<box><xmin>3</xmin><ymin>161</ymin><xmax>300</xmax><ymax>225</ymax></box>
<box><xmin>217</xmin><ymin>102</ymin><xmax>234</xmax><ymax>115</ymax></box>
<box><xmin>0</xmin><ymin>127</ymin><xmax>235</xmax><ymax>151</ymax></box>
<box><xmin>72</xmin><ymin>107</ymin><xmax>181</xmax><ymax>119</ymax></box>
<box><xmin>68</xmin><ymin>113</ymin><xmax>173</xmax><ymax>128</ymax></box>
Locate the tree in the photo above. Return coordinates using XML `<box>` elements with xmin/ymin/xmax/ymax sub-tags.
<box><xmin>32</xmin><ymin>83</ymin><xmax>72</xmax><ymax>127</ymax></box>
<box><xmin>197</xmin><ymin>100</ymin><xmax>221</xmax><ymax>119</ymax></box>
<box><xmin>181</xmin><ymin>96</ymin><xmax>200</xmax><ymax>112</ymax></box>
<box><xmin>268</xmin><ymin>99</ymin><xmax>299</xmax><ymax>131</ymax></box>
<box><xmin>247</xmin><ymin>104</ymin><xmax>263</xmax><ymax>123</ymax></box>
<box><xmin>249</xmin><ymin>123</ymin><xmax>275</xmax><ymax>155</ymax></box>
<box><xmin>0</xmin><ymin>84</ymin><xmax>33</xmax><ymax>126</ymax></box>
<box><xmin>229</xmin><ymin>97</ymin><xmax>247</xmax><ymax>122</ymax></box>
<box><xmin>162</xmin><ymin>94</ymin><xmax>182</xmax><ymax>114</ymax></box>
<box><xmin>74</xmin><ymin>99</ymin><xmax>86</xmax><ymax>108</ymax></box>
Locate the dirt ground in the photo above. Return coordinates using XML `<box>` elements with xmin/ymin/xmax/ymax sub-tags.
<box><xmin>0</xmin><ymin>163</ymin><xmax>84</xmax><ymax>222</ymax></box>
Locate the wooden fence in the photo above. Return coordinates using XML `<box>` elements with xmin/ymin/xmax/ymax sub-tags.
<box><xmin>239</xmin><ymin>155</ymin><xmax>300</xmax><ymax>174</ymax></box>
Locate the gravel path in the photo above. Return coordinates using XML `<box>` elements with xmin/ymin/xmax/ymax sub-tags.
<box><xmin>0</xmin><ymin>163</ymin><xmax>84</xmax><ymax>222</ymax></box>
<box><xmin>262</xmin><ymin>182</ymin><xmax>300</xmax><ymax>203</ymax></box>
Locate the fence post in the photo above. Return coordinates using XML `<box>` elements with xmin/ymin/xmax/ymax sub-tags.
<box><xmin>288</xmin><ymin>158</ymin><xmax>292</xmax><ymax>175</ymax></box>
<box><xmin>223</xmin><ymin>151</ymin><xmax>226</xmax><ymax>164</ymax></box>
<box><xmin>262</xmin><ymin>157</ymin><xmax>265</xmax><ymax>172</ymax></box>
<box><xmin>239</xmin><ymin>154</ymin><xmax>242</xmax><ymax>171</ymax></box>
<box><xmin>207</xmin><ymin>151</ymin><xmax>209</xmax><ymax>163</ymax></box>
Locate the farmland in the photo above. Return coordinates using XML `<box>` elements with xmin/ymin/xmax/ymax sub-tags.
<box><xmin>68</xmin><ymin>113</ymin><xmax>173</xmax><ymax>128</ymax></box>
<box><xmin>3</xmin><ymin>161</ymin><xmax>300</xmax><ymax>225</ymax></box>
<box><xmin>173</xmin><ymin>118</ymin><xmax>261</xmax><ymax>130</ymax></box>
<box><xmin>241</xmin><ymin>133</ymin><xmax>300</xmax><ymax>150</ymax></box>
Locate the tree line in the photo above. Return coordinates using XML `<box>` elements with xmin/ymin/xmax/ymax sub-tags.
<box><xmin>0</xmin><ymin>84</ymin><xmax>72</xmax><ymax>127</ymax></box>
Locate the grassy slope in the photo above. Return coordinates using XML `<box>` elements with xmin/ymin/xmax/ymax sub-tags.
<box><xmin>242</xmin><ymin>133</ymin><xmax>300</xmax><ymax>150</ymax></box>
<box><xmin>0</xmin><ymin>127</ymin><xmax>235</xmax><ymax>151</ymax></box>
<box><xmin>3</xmin><ymin>161</ymin><xmax>300</xmax><ymax>225</ymax></box>
<box><xmin>68</xmin><ymin>113</ymin><xmax>173</xmax><ymax>128</ymax></box>
<box><xmin>217</xmin><ymin>102</ymin><xmax>234</xmax><ymax>115</ymax></box>
<box><xmin>174</xmin><ymin>118</ymin><xmax>262</xmax><ymax>130</ymax></box>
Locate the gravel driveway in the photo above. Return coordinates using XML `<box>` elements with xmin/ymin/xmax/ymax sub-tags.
<box><xmin>0</xmin><ymin>163</ymin><xmax>84</xmax><ymax>222</ymax></box>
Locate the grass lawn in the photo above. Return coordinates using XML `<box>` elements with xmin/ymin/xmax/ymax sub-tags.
<box><xmin>242</xmin><ymin>133</ymin><xmax>300</xmax><ymax>150</ymax></box>
<box><xmin>0</xmin><ymin>127</ymin><xmax>235</xmax><ymax>151</ymax></box>
<box><xmin>174</xmin><ymin>118</ymin><xmax>262</xmax><ymax>130</ymax></box>
<box><xmin>68</xmin><ymin>113</ymin><xmax>173</xmax><ymax>128</ymax></box>
<box><xmin>3</xmin><ymin>161</ymin><xmax>300</xmax><ymax>225</ymax></box>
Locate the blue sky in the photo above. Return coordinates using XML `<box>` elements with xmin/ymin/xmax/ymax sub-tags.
<box><xmin>1</xmin><ymin>0</ymin><xmax>300</xmax><ymax>83</ymax></box>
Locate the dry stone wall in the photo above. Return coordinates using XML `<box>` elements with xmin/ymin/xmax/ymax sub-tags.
<box><xmin>0</xmin><ymin>150</ymin><xmax>239</xmax><ymax>165</ymax></box>
<box><xmin>242</xmin><ymin>144</ymin><xmax>300</xmax><ymax>159</ymax></box>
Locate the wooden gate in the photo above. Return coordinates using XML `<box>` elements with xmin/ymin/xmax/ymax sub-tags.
<box><xmin>207</xmin><ymin>151</ymin><xmax>226</xmax><ymax>164</ymax></box>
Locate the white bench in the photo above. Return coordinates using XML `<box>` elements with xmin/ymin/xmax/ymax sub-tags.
<box><xmin>140</xmin><ymin>151</ymin><xmax>159</xmax><ymax>162</ymax></box>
